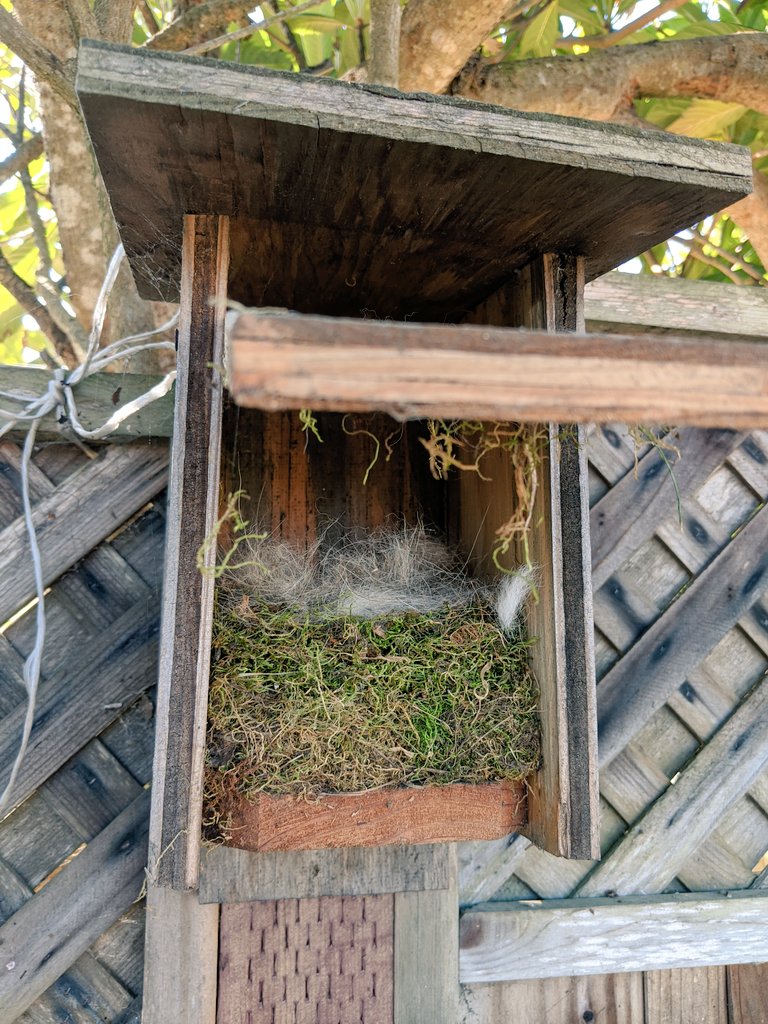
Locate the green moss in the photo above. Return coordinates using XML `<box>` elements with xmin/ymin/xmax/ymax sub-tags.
<box><xmin>206</xmin><ymin>595</ymin><xmax>540</xmax><ymax>801</ymax></box>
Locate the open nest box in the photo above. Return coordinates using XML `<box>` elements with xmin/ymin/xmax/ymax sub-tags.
<box><xmin>77</xmin><ymin>41</ymin><xmax>752</xmax><ymax>892</ymax></box>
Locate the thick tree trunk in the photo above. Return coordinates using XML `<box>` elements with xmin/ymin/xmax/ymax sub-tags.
<box><xmin>14</xmin><ymin>0</ymin><xmax>156</xmax><ymax>358</ymax></box>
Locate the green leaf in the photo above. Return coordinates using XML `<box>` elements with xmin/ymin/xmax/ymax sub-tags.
<box><xmin>667</xmin><ymin>99</ymin><xmax>748</xmax><ymax>139</ymax></box>
<box><xmin>289</xmin><ymin>14</ymin><xmax>350</xmax><ymax>31</ymax></box>
<box><xmin>519</xmin><ymin>2</ymin><xmax>560</xmax><ymax>57</ymax></box>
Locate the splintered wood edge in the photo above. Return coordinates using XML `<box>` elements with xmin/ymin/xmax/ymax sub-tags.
<box><xmin>216</xmin><ymin>780</ymin><xmax>527</xmax><ymax>853</ymax></box>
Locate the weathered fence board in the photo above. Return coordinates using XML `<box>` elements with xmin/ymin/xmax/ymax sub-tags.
<box><xmin>459</xmin><ymin>892</ymin><xmax>768</xmax><ymax>981</ymax></box>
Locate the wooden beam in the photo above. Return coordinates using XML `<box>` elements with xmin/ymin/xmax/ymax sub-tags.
<box><xmin>199</xmin><ymin>842</ymin><xmax>452</xmax><ymax>903</ymax></box>
<box><xmin>0</xmin><ymin>365</ymin><xmax>174</xmax><ymax>442</ymax></box>
<box><xmin>226</xmin><ymin>312</ymin><xmax>768</xmax><ymax>428</ymax></box>
<box><xmin>459</xmin><ymin>254</ymin><xmax>600</xmax><ymax>862</ymax></box>
<box><xmin>394</xmin><ymin>846</ymin><xmax>459</xmax><ymax>1024</ymax></box>
<box><xmin>0</xmin><ymin>790</ymin><xmax>149</xmax><ymax>1022</ymax></box>
<box><xmin>147</xmin><ymin>214</ymin><xmax>229</xmax><ymax>891</ymax></box>
<box><xmin>586</xmin><ymin>271</ymin><xmax>768</xmax><ymax>339</ymax></box>
<box><xmin>459</xmin><ymin>890</ymin><xmax>768</xmax><ymax>982</ymax></box>
<box><xmin>141</xmin><ymin>884</ymin><xmax>219</xmax><ymax>1024</ymax></box>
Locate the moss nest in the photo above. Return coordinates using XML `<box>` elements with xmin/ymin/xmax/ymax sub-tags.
<box><xmin>204</xmin><ymin>529</ymin><xmax>541</xmax><ymax>810</ymax></box>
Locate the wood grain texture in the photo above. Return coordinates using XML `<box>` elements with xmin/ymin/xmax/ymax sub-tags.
<box><xmin>0</xmin><ymin>442</ymin><xmax>168</xmax><ymax>625</ymax></box>
<box><xmin>0</xmin><ymin>365</ymin><xmax>174</xmax><ymax>442</ymax></box>
<box><xmin>226</xmin><ymin>314</ymin><xmax>768</xmax><ymax>428</ymax></box>
<box><xmin>0</xmin><ymin>790</ymin><xmax>148</xmax><ymax>1022</ymax></box>
<box><xmin>460</xmin><ymin>971</ymin><xmax>644</xmax><ymax>1023</ymax></box>
<box><xmin>148</xmin><ymin>214</ymin><xmax>229</xmax><ymax>891</ymax></box>
<box><xmin>141</xmin><ymin>884</ymin><xmax>219</xmax><ymax>1024</ymax></box>
<box><xmin>218</xmin><ymin>896</ymin><xmax>394</xmax><ymax>1024</ymax></box>
<box><xmin>727</xmin><ymin>962</ymin><xmax>768</xmax><ymax>1024</ymax></box>
<box><xmin>459</xmin><ymin>891</ymin><xmax>768</xmax><ymax>982</ymax></box>
<box><xmin>0</xmin><ymin>599</ymin><xmax>159</xmax><ymax>818</ymax></box>
<box><xmin>597</xmin><ymin>501</ymin><xmax>768</xmax><ymax>768</ymax></box>
<box><xmin>458</xmin><ymin>834</ymin><xmax>532</xmax><ymax>906</ymax></box>
<box><xmin>590</xmin><ymin>427</ymin><xmax>744</xmax><ymax>590</ymax></box>
<box><xmin>76</xmin><ymin>41</ymin><xmax>751</xmax><ymax>315</ymax></box>
<box><xmin>644</xmin><ymin>967</ymin><xmax>727</xmax><ymax>1024</ymax></box>
<box><xmin>199</xmin><ymin>842</ymin><xmax>451</xmax><ymax>903</ymax></box>
<box><xmin>394</xmin><ymin>846</ymin><xmax>458</xmax><ymax>1024</ymax></box>
<box><xmin>581</xmin><ymin>674</ymin><xmax>768</xmax><ymax>897</ymax></box>
<box><xmin>462</xmin><ymin>255</ymin><xmax>599</xmax><ymax>861</ymax></box>
<box><xmin>216</xmin><ymin>780</ymin><xmax>526</xmax><ymax>853</ymax></box>
<box><xmin>586</xmin><ymin>271</ymin><xmax>768</xmax><ymax>339</ymax></box>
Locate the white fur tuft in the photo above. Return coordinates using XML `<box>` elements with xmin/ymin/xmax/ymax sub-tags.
<box><xmin>495</xmin><ymin>568</ymin><xmax>535</xmax><ymax>632</ymax></box>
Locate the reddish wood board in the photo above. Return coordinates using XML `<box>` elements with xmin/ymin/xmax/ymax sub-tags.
<box><xmin>220</xmin><ymin>780</ymin><xmax>526</xmax><ymax>853</ymax></box>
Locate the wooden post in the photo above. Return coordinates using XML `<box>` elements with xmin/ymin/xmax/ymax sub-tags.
<box><xmin>463</xmin><ymin>253</ymin><xmax>600</xmax><ymax>860</ymax></box>
<box><xmin>147</xmin><ymin>214</ymin><xmax>230</xmax><ymax>891</ymax></box>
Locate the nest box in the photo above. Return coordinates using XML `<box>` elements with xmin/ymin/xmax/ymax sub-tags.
<box><xmin>77</xmin><ymin>40</ymin><xmax>752</xmax><ymax>893</ymax></box>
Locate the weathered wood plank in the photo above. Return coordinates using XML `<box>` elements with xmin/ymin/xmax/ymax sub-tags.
<box><xmin>597</xmin><ymin>502</ymin><xmax>768</xmax><ymax>768</ymax></box>
<box><xmin>0</xmin><ymin>442</ymin><xmax>168</xmax><ymax>624</ymax></box>
<box><xmin>459</xmin><ymin>891</ymin><xmax>768</xmax><ymax>982</ymax></box>
<box><xmin>0</xmin><ymin>790</ymin><xmax>149</xmax><ymax>1022</ymax></box>
<box><xmin>0</xmin><ymin>599</ymin><xmax>159</xmax><ymax>817</ymax></box>
<box><xmin>226</xmin><ymin>313</ymin><xmax>768</xmax><ymax>428</ymax></box>
<box><xmin>141</xmin><ymin>885</ymin><xmax>218</xmax><ymax>1024</ymax></box>
<box><xmin>458</xmin><ymin>835</ymin><xmax>532</xmax><ymax>906</ymax></box>
<box><xmin>148</xmin><ymin>214</ymin><xmax>229</xmax><ymax>891</ymax></box>
<box><xmin>644</xmin><ymin>967</ymin><xmax>727</xmax><ymax>1024</ymax></box>
<box><xmin>460</xmin><ymin>971</ymin><xmax>645</xmax><ymax>1023</ymax></box>
<box><xmin>590</xmin><ymin>428</ymin><xmax>743</xmax><ymax>590</ymax></box>
<box><xmin>580</xmin><ymin>674</ymin><xmax>768</xmax><ymax>897</ymax></box>
<box><xmin>218</xmin><ymin>896</ymin><xmax>393</xmax><ymax>1024</ymax></box>
<box><xmin>216</xmin><ymin>779</ymin><xmax>526</xmax><ymax>854</ymax></box>
<box><xmin>199</xmin><ymin>841</ymin><xmax>451</xmax><ymax>902</ymax></box>
<box><xmin>0</xmin><ymin>365</ymin><xmax>174</xmax><ymax>443</ymax></box>
<box><xmin>586</xmin><ymin>271</ymin><xmax>768</xmax><ymax>339</ymax></box>
<box><xmin>727</xmin><ymin>963</ymin><xmax>768</xmax><ymax>1024</ymax></box>
<box><xmin>77</xmin><ymin>40</ymin><xmax>751</xmax><ymax>315</ymax></box>
<box><xmin>22</xmin><ymin>951</ymin><xmax>135</xmax><ymax>1024</ymax></box>
<box><xmin>462</xmin><ymin>254</ymin><xmax>599</xmax><ymax>862</ymax></box>
<box><xmin>394</xmin><ymin>846</ymin><xmax>458</xmax><ymax>1024</ymax></box>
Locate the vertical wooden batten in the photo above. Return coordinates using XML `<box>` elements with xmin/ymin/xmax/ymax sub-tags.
<box><xmin>463</xmin><ymin>253</ymin><xmax>600</xmax><ymax>861</ymax></box>
<box><xmin>148</xmin><ymin>214</ymin><xmax>230</xmax><ymax>891</ymax></box>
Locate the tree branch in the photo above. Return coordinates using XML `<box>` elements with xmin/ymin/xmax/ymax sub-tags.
<box><xmin>176</xmin><ymin>0</ymin><xmax>328</xmax><ymax>57</ymax></box>
<box><xmin>727</xmin><ymin>167</ymin><xmax>768</xmax><ymax>273</ymax></box>
<box><xmin>0</xmin><ymin>248</ymin><xmax>80</xmax><ymax>366</ymax></box>
<box><xmin>0</xmin><ymin>134</ymin><xmax>43</xmax><ymax>181</ymax></box>
<box><xmin>399</xmin><ymin>0</ymin><xmax>522</xmax><ymax>93</ymax></box>
<box><xmin>0</xmin><ymin>9</ymin><xmax>77</xmax><ymax>109</ymax></box>
<box><xmin>94</xmin><ymin>0</ymin><xmax>136</xmax><ymax>44</ymax></box>
<box><xmin>64</xmin><ymin>0</ymin><xmax>101</xmax><ymax>41</ymax></box>
<box><xmin>370</xmin><ymin>0</ymin><xmax>401</xmax><ymax>87</ymax></box>
<box><xmin>452</xmin><ymin>32</ymin><xmax>768</xmax><ymax>120</ymax></box>
<box><xmin>146</xmin><ymin>0</ymin><xmax>265</xmax><ymax>51</ymax></box>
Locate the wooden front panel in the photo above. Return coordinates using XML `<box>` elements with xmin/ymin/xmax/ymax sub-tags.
<box><xmin>218</xmin><ymin>896</ymin><xmax>395</xmax><ymax>1024</ymax></box>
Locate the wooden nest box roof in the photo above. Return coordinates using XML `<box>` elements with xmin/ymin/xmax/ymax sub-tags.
<box><xmin>76</xmin><ymin>40</ymin><xmax>752</xmax><ymax>321</ymax></box>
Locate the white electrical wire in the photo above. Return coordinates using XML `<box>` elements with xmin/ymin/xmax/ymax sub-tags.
<box><xmin>0</xmin><ymin>245</ymin><xmax>178</xmax><ymax>818</ymax></box>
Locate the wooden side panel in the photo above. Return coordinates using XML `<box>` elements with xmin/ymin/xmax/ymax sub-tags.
<box><xmin>148</xmin><ymin>214</ymin><xmax>230</xmax><ymax>891</ymax></box>
<box><xmin>393</xmin><ymin>846</ymin><xmax>459</xmax><ymax>1024</ymax></box>
<box><xmin>141</xmin><ymin>884</ymin><xmax>219</xmax><ymax>1024</ymax></box>
<box><xmin>460</xmin><ymin>972</ymin><xmax>644</xmax><ymax>1024</ymax></box>
<box><xmin>727</xmin><ymin>962</ymin><xmax>768</xmax><ymax>1024</ymax></box>
<box><xmin>217</xmin><ymin>896</ymin><xmax>395</xmax><ymax>1024</ymax></box>
<box><xmin>200</xmin><ymin>841</ymin><xmax>451</xmax><ymax>903</ymax></box>
<box><xmin>644</xmin><ymin>967</ymin><xmax>727</xmax><ymax>1024</ymax></box>
<box><xmin>462</xmin><ymin>253</ymin><xmax>599</xmax><ymax>860</ymax></box>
